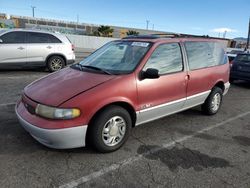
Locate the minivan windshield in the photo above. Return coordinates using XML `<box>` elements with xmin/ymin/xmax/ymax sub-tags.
<box><xmin>78</xmin><ymin>41</ymin><xmax>151</xmax><ymax>74</ymax></box>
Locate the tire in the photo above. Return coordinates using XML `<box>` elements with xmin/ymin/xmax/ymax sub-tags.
<box><xmin>201</xmin><ymin>87</ymin><xmax>223</xmax><ymax>115</ymax></box>
<box><xmin>89</xmin><ymin>105</ymin><xmax>132</xmax><ymax>153</ymax></box>
<box><xmin>47</xmin><ymin>55</ymin><xmax>65</xmax><ymax>72</ymax></box>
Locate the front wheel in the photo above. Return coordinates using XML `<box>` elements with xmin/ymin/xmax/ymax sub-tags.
<box><xmin>89</xmin><ymin>105</ymin><xmax>132</xmax><ymax>153</ymax></box>
<box><xmin>202</xmin><ymin>87</ymin><xmax>223</xmax><ymax>115</ymax></box>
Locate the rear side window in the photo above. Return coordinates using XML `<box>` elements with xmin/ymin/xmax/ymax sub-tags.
<box><xmin>27</xmin><ymin>32</ymin><xmax>61</xmax><ymax>43</ymax></box>
<box><xmin>0</xmin><ymin>31</ymin><xmax>25</xmax><ymax>44</ymax></box>
<box><xmin>143</xmin><ymin>43</ymin><xmax>183</xmax><ymax>74</ymax></box>
<box><xmin>185</xmin><ymin>42</ymin><xmax>226</xmax><ymax>70</ymax></box>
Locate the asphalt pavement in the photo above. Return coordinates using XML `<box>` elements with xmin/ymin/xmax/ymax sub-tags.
<box><xmin>0</xmin><ymin>69</ymin><xmax>250</xmax><ymax>188</ymax></box>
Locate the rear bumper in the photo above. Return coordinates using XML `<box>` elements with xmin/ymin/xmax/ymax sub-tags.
<box><xmin>16</xmin><ymin>107</ymin><xmax>87</xmax><ymax>149</ymax></box>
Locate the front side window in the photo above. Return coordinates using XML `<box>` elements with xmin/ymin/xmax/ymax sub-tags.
<box><xmin>143</xmin><ymin>43</ymin><xmax>183</xmax><ymax>74</ymax></box>
<box><xmin>78</xmin><ymin>41</ymin><xmax>151</xmax><ymax>74</ymax></box>
<box><xmin>0</xmin><ymin>31</ymin><xmax>25</xmax><ymax>44</ymax></box>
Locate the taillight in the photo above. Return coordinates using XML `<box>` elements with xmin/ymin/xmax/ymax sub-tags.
<box><xmin>71</xmin><ymin>44</ymin><xmax>75</xmax><ymax>51</ymax></box>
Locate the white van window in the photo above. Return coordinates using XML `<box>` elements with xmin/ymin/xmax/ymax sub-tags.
<box><xmin>185</xmin><ymin>42</ymin><xmax>225</xmax><ymax>70</ymax></box>
<box><xmin>143</xmin><ymin>43</ymin><xmax>183</xmax><ymax>74</ymax></box>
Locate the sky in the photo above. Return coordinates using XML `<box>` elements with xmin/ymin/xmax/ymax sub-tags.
<box><xmin>0</xmin><ymin>0</ymin><xmax>249</xmax><ymax>39</ymax></box>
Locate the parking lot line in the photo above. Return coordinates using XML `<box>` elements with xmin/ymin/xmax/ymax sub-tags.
<box><xmin>0</xmin><ymin>102</ymin><xmax>16</xmax><ymax>107</ymax></box>
<box><xmin>59</xmin><ymin>110</ymin><xmax>250</xmax><ymax>188</ymax></box>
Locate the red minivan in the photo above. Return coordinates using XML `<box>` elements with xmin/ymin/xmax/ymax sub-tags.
<box><xmin>16</xmin><ymin>35</ymin><xmax>230</xmax><ymax>152</ymax></box>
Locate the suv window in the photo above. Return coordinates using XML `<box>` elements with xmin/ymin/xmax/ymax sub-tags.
<box><xmin>49</xmin><ymin>35</ymin><xmax>62</xmax><ymax>43</ymax></box>
<box><xmin>143</xmin><ymin>43</ymin><xmax>183</xmax><ymax>74</ymax></box>
<box><xmin>235</xmin><ymin>54</ymin><xmax>250</xmax><ymax>62</ymax></box>
<box><xmin>0</xmin><ymin>31</ymin><xmax>26</xmax><ymax>44</ymax></box>
<box><xmin>27</xmin><ymin>32</ymin><xmax>50</xmax><ymax>43</ymax></box>
<box><xmin>185</xmin><ymin>42</ymin><xmax>225</xmax><ymax>70</ymax></box>
<box><xmin>27</xmin><ymin>32</ymin><xmax>61</xmax><ymax>43</ymax></box>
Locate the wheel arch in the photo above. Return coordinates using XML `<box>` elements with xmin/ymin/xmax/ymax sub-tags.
<box><xmin>88</xmin><ymin>101</ymin><xmax>137</xmax><ymax>128</ymax></box>
<box><xmin>45</xmin><ymin>53</ymin><xmax>67</xmax><ymax>66</ymax></box>
<box><xmin>214</xmin><ymin>81</ymin><xmax>225</xmax><ymax>92</ymax></box>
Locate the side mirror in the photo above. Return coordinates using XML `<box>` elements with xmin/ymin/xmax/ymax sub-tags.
<box><xmin>141</xmin><ymin>68</ymin><xmax>160</xmax><ymax>79</ymax></box>
<box><xmin>0</xmin><ymin>39</ymin><xmax>2</xmax><ymax>43</ymax></box>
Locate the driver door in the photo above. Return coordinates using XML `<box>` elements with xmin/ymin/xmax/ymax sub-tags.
<box><xmin>0</xmin><ymin>31</ymin><xmax>27</xmax><ymax>65</ymax></box>
<box><xmin>136</xmin><ymin>43</ymin><xmax>187</xmax><ymax>125</ymax></box>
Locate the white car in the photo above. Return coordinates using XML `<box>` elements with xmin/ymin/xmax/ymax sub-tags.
<box><xmin>0</xmin><ymin>29</ymin><xmax>75</xmax><ymax>72</ymax></box>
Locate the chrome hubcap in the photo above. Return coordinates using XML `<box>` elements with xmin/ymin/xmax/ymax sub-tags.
<box><xmin>211</xmin><ymin>93</ymin><xmax>221</xmax><ymax>112</ymax></box>
<box><xmin>51</xmin><ymin>58</ymin><xmax>63</xmax><ymax>71</ymax></box>
<box><xmin>102</xmin><ymin>116</ymin><xmax>126</xmax><ymax>147</ymax></box>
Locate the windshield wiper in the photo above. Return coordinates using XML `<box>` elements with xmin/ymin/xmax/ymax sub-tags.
<box><xmin>80</xmin><ymin>65</ymin><xmax>112</xmax><ymax>75</ymax></box>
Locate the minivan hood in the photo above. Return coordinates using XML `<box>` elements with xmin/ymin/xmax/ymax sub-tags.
<box><xmin>24</xmin><ymin>67</ymin><xmax>115</xmax><ymax>106</ymax></box>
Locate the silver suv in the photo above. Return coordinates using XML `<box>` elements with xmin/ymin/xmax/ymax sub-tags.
<box><xmin>0</xmin><ymin>29</ymin><xmax>75</xmax><ymax>72</ymax></box>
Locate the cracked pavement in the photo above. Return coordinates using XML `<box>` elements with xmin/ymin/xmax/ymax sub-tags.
<box><xmin>0</xmin><ymin>70</ymin><xmax>250</xmax><ymax>188</ymax></box>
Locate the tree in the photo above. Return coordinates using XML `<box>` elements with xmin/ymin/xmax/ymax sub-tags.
<box><xmin>0</xmin><ymin>23</ymin><xmax>5</xmax><ymax>28</ymax></box>
<box><xmin>93</xmin><ymin>25</ymin><xmax>114</xmax><ymax>37</ymax></box>
<box><xmin>126</xmin><ymin>30</ymin><xmax>139</xmax><ymax>36</ymax></box>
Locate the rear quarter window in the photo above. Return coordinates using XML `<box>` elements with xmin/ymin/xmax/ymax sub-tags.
<box><xmin>49</xmin><ymin>34</ymin><xmax>62</xmax><ymax>43</ymax></box>
<box><xmin>185</xmin><ymin>41</ymin><xmax>226</xmax><ymax>70</ymax></box>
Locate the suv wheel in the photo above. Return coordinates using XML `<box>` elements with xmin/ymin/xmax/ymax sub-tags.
<box><xmin>89</xmin><ymin>105</ymin><xmax>132</xmax><ymax>153</ymax></box>
<box><xmin>202</xmin><ymin>87</ymin><xmax>223</xmax><ymax>115</ymax></box>
<box><xmin>47</xmin><ymin>56</ymin><xmax>65</xmax><ymax>72</ymax></box>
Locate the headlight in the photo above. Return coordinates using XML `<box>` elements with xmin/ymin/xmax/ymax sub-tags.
<box><xmin>35</xmin><ymin>104</ymin><xmax>80</xmax><ymax>120</ymax></box>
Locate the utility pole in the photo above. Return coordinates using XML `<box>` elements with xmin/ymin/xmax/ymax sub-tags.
<box><xmin>245</xmin><ymin>17</ymin><xmax>250</xmax><ymax>52</ymax></box>
<box><xmin>146</xmin><ymin>20</ymin><xmax>149</xmax><ymax>30</ymax></box>
<box><xmin>77</xmin><ymin>14</ymin><xmax>79</xmax><ymax>24</ymax></box>
<box><xmin>223</xmin><ymin>30</ymin><xmax>227</xmax><ymax>38</ymax></box>
<box><xmin>31</xmin><ymin>6</ymin><xmax>36</xmax><ymax>17</ymax></box>
<box><xmin>152</xmin><ymin>24</ymin><xmax>154</xmax><ymax>30</ymax></box>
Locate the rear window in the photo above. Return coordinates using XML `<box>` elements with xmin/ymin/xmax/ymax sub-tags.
<box><xmin>185</xmin><ymin>42</ymin><xmax>226</xmax><ymax>70</ymax></box>
<box><xmin>235</xmin><ymin>54</ymin><xmax>250</xmax><ymax>62</ymax></box>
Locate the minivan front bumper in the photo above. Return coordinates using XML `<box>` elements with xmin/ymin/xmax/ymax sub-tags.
<box><xmin>15</xmin><ymin>106</ymin><xmax>87</xmax><ymax>149</ymax></box>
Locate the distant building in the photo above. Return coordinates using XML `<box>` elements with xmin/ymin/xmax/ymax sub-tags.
<box><xmin>0</xmin><ymin>13</ymin><xmax>168</xmax><ymax>38</ymax></box>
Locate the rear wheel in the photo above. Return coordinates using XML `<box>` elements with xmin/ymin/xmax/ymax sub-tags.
<box><xmin>47</xmin><ymin>56</ymin><xmax>65</xmax><ymax>72</ymax></box>
<box><xmin>202</xmin><ymin>87</ymin><xmax>223</xmax><ymax>115</ymax></box>
<box><xmin>89</xmin><ymin>105</ymin><xmax>132</xmax><ymax>153</ymax></box>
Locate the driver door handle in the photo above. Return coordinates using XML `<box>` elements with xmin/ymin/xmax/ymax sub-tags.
<box><xmin>185</xmin><ymin>75</ymin><xmax>190</xmax><ymax>80</ymax></box>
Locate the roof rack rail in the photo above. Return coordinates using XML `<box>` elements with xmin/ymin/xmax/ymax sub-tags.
<box><xmin>123</xmin><ymin>33</ymin><xmax>211</xmax><ymax>40</ymax></box>
<box><xmin>122</xmin><ymin>35</ymin><xmax>160</xmax><ymax>39</ymax></box>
